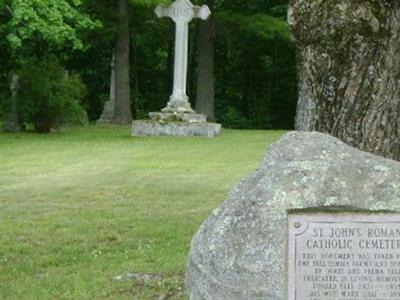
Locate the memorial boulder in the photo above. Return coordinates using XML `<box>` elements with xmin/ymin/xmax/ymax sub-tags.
<box><xmin>186</xmin><ymin>132</ymin><xmax>400</xmax><ymax>299</ymax></box>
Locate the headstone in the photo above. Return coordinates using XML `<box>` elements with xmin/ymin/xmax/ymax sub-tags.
<box><xmin>97</xmin><ymin>54</ymin><xmax>116</xmax><ymax>124</ymax></box>
<box><xmin>4</xmin><ymin>74</ymin><xmax>21</xmax><ymax>132</ymax></box>
<box><xmin>288</xmin><ymin>213</ymin><xmax>400</xmax><ymax>300</ymax></box>
<box><xmin>132</xmin><ymin>0</ymin><xmax>221</xmax><ymax>137</ymax></box>
<box><xmin>186</xmin><ymin>132</ymin><xmax>400</xmax><ymax>299</ymax></box>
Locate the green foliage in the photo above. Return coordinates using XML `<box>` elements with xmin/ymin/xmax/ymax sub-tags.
<box><xmin>269</xmin><ymin>4</ymin><xmax>288</xmax><ymax>17</ymax></box>
<box><xmin>213</xmin><ymin>1</ymin><xmax>296</xmax><ymax>129</ymax></box>
<box><xmin>0</xmin><ymin>0</ymin><xmax>297</xmax><ymax>130</ymax></box>
<box><xmin>130</xmin><ymin>0</ymin><xmax>172</xmax><ymax>6</ymax></box>
<box><xmin>17</xmin><ymin>57</ymin><xmax>87</xmax><ymax>133</ymax></box>
<box><xmin>3</xmin><ymin>0</ymin><xmax>100</xmax><ymax>54</ymax></box>
<box><xmin>220</xmin><ymin>107</ymin><xmax>250</xmax><ymax>129</ymax></box>
<box><xmin>218</xmin><ymin>13</ymin><xmax>291</xmax><ymax>40</ymax></box>
<box><xmin>215</xmin><ymin>0</ymin><xmax>288</xmax><ymax>14</ymax></box>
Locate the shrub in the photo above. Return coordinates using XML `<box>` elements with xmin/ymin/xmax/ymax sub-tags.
<box><xmin>17</xmin><ymin>57</ymin><xmax>87</xmax><ymax>133</ymax></box>
<box><xmin>220</xmin><ymin>106</ymin><xmax>251</xmax><ymax>129</ymax></box>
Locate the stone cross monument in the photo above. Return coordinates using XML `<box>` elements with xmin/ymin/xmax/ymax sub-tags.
<box><xmin>132</xmin><ymin>0</ymin><xmax>221</xmax><ymax>137</ymax></box>
<box><xmin>155</xmin><ymin>0</ymin><xmax>210</xmax><ymax>113</ymax></box>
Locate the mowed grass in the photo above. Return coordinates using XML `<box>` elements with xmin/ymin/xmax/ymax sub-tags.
<box><xmin>0</xmin><ymin>125</ymin><xmax>285</xmax><ymax>299</ymax></box>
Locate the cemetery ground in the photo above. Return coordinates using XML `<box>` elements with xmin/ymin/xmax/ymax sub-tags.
<box><xmin>0</xmin><ymin>125</ymin><xmax>285</xmax><ymax>299</ymax></box>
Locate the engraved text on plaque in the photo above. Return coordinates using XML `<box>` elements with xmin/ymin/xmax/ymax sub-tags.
<box><xmin>288</xmin><ymin>214</ymin><xmax>400</xmax><ymax>300</ymax></box>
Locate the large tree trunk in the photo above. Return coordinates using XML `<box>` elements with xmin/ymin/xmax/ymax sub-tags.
<box><xmin>188</xmin><ymin>24</ymin><xmax>198</xmax><ymax>106</ymax></box>
<box><xmin>167</xmin><ymin>22</ymin><xmax>175</xmax><ymax>94</ymax></box>
<box><xmin>289</xmin><ymin>0</ymin><xmax>400</xmax><ymax>160</ymax></box>
<box><xmin>113</xmin><ymin>0</ymin><xmax>132</xmax><ymax>124</ymax></box>
<box><xmin>195</xmin><ymin>16</ymin><xmax>215</xmax><ymax>122</ymax></box>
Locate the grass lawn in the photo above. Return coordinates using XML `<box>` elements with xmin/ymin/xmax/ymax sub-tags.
<box><xmin>0</xmin><ymin>125</ymin><xmax>285</xmax><ymax>299</ymax></box>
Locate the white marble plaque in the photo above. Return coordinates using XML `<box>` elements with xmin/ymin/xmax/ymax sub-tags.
<box><xmin>288</xmin><ymin>214</ymin><xmax>400</xmax><ymax>300</ymax></box>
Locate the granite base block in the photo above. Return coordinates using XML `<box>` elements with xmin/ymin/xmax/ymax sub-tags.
<box><xmin>132</xmin><ymin>120</ymin><xmax>221</xmax><ymax>137</ymax></box>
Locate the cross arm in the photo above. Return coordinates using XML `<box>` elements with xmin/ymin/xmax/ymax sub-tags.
<box><xmin>154</xmin><ymin>5</ymin><xmax>170</xmax><ymax>18</ymax></box>
<box><xmin>193</xmin><ymin>5</ymin><xmax>211</xmax><ymax>20</ymax></box>
<box><xmin>154</xmin><ymin>3</ymin><xmax>211</xmax><ymax>20</ymax></box>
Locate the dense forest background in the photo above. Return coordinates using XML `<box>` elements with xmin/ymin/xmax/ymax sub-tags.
<box><xmin>0</xmin><ymin>0</ymin><xmax>297</xmax><ymax>131</ymax></box>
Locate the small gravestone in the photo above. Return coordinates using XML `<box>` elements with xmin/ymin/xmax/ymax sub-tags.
<box><xmin>288</xmin><ymin>213</ymin><xmax>400</xmax><ymax>300</ymax></box>
<box><xmin>97</xmin><ymin>54</ymin><xmax>116</xmax><ymax>124</ymax></box>
<box><xmin>132</xmin><ymin>0</ymin><xmax>221</xmax><ymax>137</ymax></box>
<box><xmin>4</xmin><ymin>75</ymin><xmax>21</xmax><ymax>132</ymax></box>
<box><xmin>186</xmin><ymin>132</ymin><xmax>400</xmax><ymax>299</ymax></box>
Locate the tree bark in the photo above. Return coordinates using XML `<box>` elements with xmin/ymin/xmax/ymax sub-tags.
<box><xmin>167</xmin><ymin>22</ymin><xmax>175</xmax><ymax>93</ymax></box>
<box><xmin>188</xmin><ymin>23</ymin><xmax>198</xmax><ymax>106</ymax></box>
<box><xmin>289</xmin><ymin>0</ymin><xmax>400</xmax><ymax>160</ymax></box>
<box><xmin>113</xmin><ymin>0</ymin><xmax>132</xmax><ymax>124</ymax></box>
<box><xmin>195</xmin><ymin>16</ymin><xmax>215</xmax><ymax>122</ymax></box>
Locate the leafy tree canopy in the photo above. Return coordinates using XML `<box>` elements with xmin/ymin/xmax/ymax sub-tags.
<box><xmin>1</xmin><ymin>0</ymin><xmax>100</xmax><ymax>52</ymax></box>
<box><xmin>129</xmin><ymin>0</ymin><xmax>171</xmax><ymax>7</ymax></box>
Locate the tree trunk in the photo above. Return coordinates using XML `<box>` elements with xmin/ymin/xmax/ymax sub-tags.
<box><xmin>132</xmin><ymin>27</ymin><xmax>140</xmax><ymax>119</ymax></box>
<box><xmin>113</xmin><ymin>0</ymin><xmax>132</xmax><ymax>124</ymax></box>
<box><xmin>132</xmin><ymin>49</ymin><xmax>140</xmax><ymax>119</ymax></box>
<box><xmin>289</xmin><ymin>0</ymin><xmax>400</xmax><ymax>161</ymax></box>
<box><xmin>5</xmin><ymin>74</ymin><xmax>21</xmax><ymax>132</ymax></box>
<box><xmin>188</xmin><ymin>23</ymin><xmax>198</xmax><ymax>106</ymax></box>
<box><xmin>195</xmin><ymin>16</ymin><xmax>215</xmax><ymax>122</ymax></box>
<box><xmin>167</xmin><ymin>22</ymin><xmax>175</xmax><ymax>93</ymax></box>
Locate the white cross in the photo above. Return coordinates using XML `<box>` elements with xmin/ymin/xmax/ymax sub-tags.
<box><xmin>155</xmin><ymin>0</ymin><xmax>211</xmax><ymax>113</ymax></box>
